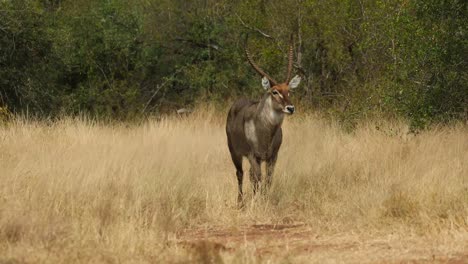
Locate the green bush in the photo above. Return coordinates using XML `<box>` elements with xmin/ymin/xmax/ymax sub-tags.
<box><xmin>0</xmin><ymin>0</ymin><xmax>466</xmax><ymax>126</ymax></box>
<box><xmin>385</xmin><ymin>0</ymin><xmax>467</xmax><ymax>129</ymax></box>
<box><xmin>0</xmin><ymin>0</ymin><xmax>60</xmax><ymax>115</ymax></box>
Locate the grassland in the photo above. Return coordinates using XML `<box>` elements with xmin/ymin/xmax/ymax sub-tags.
<box><xmin>0</xmin><ymin>111</ymin><xmax>467</xmax><ymax>263</ymax></box>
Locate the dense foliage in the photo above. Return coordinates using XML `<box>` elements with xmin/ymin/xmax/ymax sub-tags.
<box><xmin>0</xmin><ymin>0</ymin><xmax>466</xmax><ymax>128</ymax></box>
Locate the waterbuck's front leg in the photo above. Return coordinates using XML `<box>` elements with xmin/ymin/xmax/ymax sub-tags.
<box><xmin>248</xmin><ymin>154</ymin><xmax>262</xmax><ymax>194</ymax></box>
<box><xmin>266</xmin><ymin>155</ymin><xmax>277</xmax><ymax>190</ymax></box>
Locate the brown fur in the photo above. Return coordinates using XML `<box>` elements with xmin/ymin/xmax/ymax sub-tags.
<box><xmin>226</xmin><ymin>85</ymin><xmax>294</xmax><ymax>205</ymax></box>
<box><xmin>227</xmin><ymin>36</ymin><xmax>299</xmax><ymax>205</ymax></box>
<box><xmin>271</xmin><ymin>84</ymin><xmax>292</xmax><ymax>107</ymax></box>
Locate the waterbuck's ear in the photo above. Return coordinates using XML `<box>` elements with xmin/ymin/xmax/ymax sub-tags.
<box><xmin>288</xmin><ymin>75</ymin><xmax>301</xmax><ymax>89</ymax></box>
<box><xmin>261</xmin><ymin>76</ymin><xmax>271</xmax><ymax>90</ymax></box>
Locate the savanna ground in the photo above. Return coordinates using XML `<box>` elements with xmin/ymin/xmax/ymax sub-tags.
<box><xmin>0</xmin><ymin>110</ymin><xmax>467</xmax><ymax>263</ymax></box>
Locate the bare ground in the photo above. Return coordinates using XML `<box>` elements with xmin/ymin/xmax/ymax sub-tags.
<box><xmin>177</xmin><ymin>224</ymin><xmax>468</xmax><ymax>263</ymax></box>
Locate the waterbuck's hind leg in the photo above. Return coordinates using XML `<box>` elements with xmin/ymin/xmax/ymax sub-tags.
<box><xmin>230</xmin><ymin>152</ymin><xmax>244</xmax><ymax>206</ymax></box>
<box><xmin>248</xmin><ymin>155</ymin><xmax>262</xmax><ymax>195</ymax></box>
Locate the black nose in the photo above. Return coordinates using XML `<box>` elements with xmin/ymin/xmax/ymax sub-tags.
<box><xmin>286</xmin><ymin>105</ymin><xmax>295</xmax><ymax>114</ymax></box>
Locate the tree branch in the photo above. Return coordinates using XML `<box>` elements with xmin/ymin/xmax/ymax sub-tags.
<box><xmin>174</xmin><ymin>38</ymin><xmax>220</xmax><ymax>50</ymax></box>
<box><xmin>142</xmin><ymin>67</ymin><xmax>185</xmax><ymax>114</ymax></box>
<box><xmin>235</xmin><ymin>13</ymin><xmax>273</xmax><ymax>39</ymax></box>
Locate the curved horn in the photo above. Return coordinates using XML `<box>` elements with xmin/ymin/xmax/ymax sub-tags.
<box><xmin>286</xmin><ymin>34</ymin><xmax>294</xmax><ymax>83</ymax></box>
<box><xmin>245</xmin><ymin>35</ymin><xmax>277</xmax><ymax>86</ymax></box>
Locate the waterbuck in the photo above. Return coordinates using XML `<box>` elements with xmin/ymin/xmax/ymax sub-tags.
<box><xmin>226</xmin><ymin>36</ymin><xmax>301</xmax><ymax>204</ymax></box>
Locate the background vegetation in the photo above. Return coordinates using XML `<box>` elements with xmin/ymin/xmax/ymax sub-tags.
<box><xmin>1</xmin><ymin>0</ymin><xmax>467</xmax><ymax>128</ymax></box>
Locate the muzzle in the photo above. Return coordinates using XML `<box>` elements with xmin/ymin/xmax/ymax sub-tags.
<box><xmin>283</xmin><ymin>105</ymin><xmax>295</xmax><ymax>114</ymax></box>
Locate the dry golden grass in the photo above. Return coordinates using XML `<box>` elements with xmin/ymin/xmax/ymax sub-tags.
<box><xmin>0</xmin><ymin>110</ymin><xmax>467</xmax><ymax>263</ymax></box>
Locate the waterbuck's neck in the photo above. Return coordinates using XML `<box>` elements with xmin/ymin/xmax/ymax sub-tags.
<box><xmin>255</xmin><ymin>94</ymin><xmax>284</xmax><ymax>128</ymax></box>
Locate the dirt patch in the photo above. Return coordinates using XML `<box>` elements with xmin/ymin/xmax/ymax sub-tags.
<box><xmin>387</xmin><ymin>254</ymin><xmax>468</xmax><ymax>264</ymax></box>
<box><xmin>176</xmin><ymin>225</ymin><xmax>468</xmax><ymax>263</ymax></box>
<box><xmin>178</xmin><ymin>223</ymin><xmax>308</xmax><ymax>242</ymax></box>
<box><xmin>177</xmin><ymin>223</ymin><xmax>356</xmax><ymax>255</ymax></box>
<box><xmin>250</xmin><ymin>223</ymin><xmax>305</xmax><ymax>230</ymax></box>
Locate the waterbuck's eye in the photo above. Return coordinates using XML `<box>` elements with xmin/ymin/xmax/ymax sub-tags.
<box><xmin>272</xmin><ymin>90</ymin><xmax>279</xmax><ymax>95</ymax></box>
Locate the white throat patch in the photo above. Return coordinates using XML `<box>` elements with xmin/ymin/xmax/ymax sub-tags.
<box><xmin>261</xmin><ymin>97</ymin><xmax>284</xmax><ymax>126</ymax></box>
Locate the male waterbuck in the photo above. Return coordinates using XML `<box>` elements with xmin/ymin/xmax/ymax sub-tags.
<box><xmin>226</xmin><ymin>36</ymin><xmax>301</xmax><ymax>204</ymax></box>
